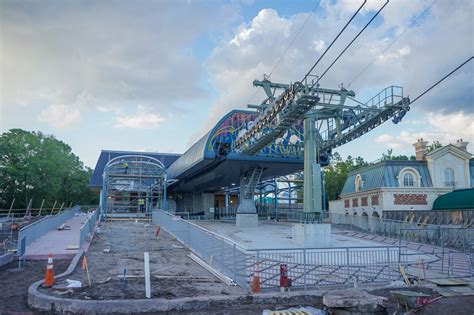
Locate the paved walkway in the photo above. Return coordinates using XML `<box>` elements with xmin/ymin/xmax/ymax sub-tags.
<box><xmin>25</xmin><ymin>214</ymin><xmax>87</xmax><ymax>260</ymax></box>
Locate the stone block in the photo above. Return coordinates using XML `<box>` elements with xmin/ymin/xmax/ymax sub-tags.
<box><xmin>236</xmin><ymin>213</ymin><xmax>258</xmax><ymax>228</ymax></box>
<box><xmin>292</xmin><ymin>223</ymin><xmax>331</xmax><ymax>247</ymax></box>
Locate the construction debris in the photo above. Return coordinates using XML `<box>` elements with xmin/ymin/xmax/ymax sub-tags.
<box><xmin>323</xmin><ymin>289</ymin><xmax>387</xmax><ymax>314</ymax></box>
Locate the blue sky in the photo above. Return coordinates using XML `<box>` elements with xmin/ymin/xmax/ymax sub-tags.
<box><xmin>1</xmin><ymin>0</ymin><xmax>473</xmax><ymax>168</ymax></box>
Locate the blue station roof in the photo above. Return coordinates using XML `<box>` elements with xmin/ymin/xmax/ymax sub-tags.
<box><xmin>167</xmin><ymin>109</ymin><xmax>305</xmax><ymax>192</ymax></box>
<box><xmin>89</xmin><ymin>150</ymin><xmax>181</xmax><ymax>188</ymax></box>
<box><xmin>341</xmin><ymin>160</ymin><xmax>433</xmax><ymax>195</ymax></box>
<box><xmin>470</xmin><ymin>158</ymin><xmax>474</xmax><ymax>187</ymax></box>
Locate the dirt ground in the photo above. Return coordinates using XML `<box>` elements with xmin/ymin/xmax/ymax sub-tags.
<box><xmin>40</xmin><ymin>221</ymin><xmax>246</xmax><ymax>300</ymax></box>
<box><xmin>369</xmin><ymin>286</ymin><xmax>474</xmax><ymax>315</ymax></box>
<box><xmin>18</xmin><ymin>220</ymin><xmax>474</xmax><ymax>315</ymax></box>
<box><xmin>0</xmin><ymin>258</ymin><xmax>70</xmax><ymax>314</ymax></box>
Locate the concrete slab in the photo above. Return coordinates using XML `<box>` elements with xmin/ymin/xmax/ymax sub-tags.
<box><xmin>195</xmin><ymin>221</ymin><xmax>390</xmax><ymax>250</ymax></box>
<box><xmin>25</xmin><ymin>214</ymin><xmax>87</xmax><ymax>259</ymax></box>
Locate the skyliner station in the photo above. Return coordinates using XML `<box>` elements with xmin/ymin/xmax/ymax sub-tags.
<box><xmin>87</xmin><ymin>1</ymin><xmax>473</xmax><ymax>252</ymax></box>
<box><xmin>90</xmin><ymin>68</ymin><xmax>413</xmax><ymax>244</ymax></box>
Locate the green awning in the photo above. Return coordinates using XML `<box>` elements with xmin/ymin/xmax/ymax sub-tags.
<box><xmin>432</xmin><ymin>188</ymin><xmax>474</xmax><ymax>210</ymax></box>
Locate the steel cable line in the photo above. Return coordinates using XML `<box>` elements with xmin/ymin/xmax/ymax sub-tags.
<box><xmin>317</xmin><ymin>0</ymin><xmax>390</xmax><ymax>83</ymax></box>
<box><xmin>301</xmin><ymin>0</ymin><xmax>367</xmax><ymax>83</ymax></box>
<box><xmin>410</xmin><ymin>56</ymin><xmax>473</xmax><ymax>104</ymax></box>
<box><xmin>246</xmin><ymin>1</ymin><xmax>321</xmax><ymax>106</ymax></box>
<box><xmin>347</xmin><ymin>0</ymin><xmax>438</xmax><ymax>88</ymax></box>
<box><xmin>267</xmin><ymin>1</ymin><xmax>320</xmax><ymax>79</ymax></box>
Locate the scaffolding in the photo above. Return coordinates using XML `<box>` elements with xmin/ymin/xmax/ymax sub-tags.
<box><xmin>100</xmin><ymin>155</ymin><xmax>167</xmax><ymax>218</ymax></box>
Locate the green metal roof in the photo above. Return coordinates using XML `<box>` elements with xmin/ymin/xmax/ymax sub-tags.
<box><xmin>432</xmin><ymin>188</ymin><xmax>474</xmax><ymax>210</ymax></box>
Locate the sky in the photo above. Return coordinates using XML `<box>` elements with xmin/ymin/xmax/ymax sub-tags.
<box><xmin>1</xmin><ymin>0</ymin><xmax>473</xmax><ymax>168</ymax></box>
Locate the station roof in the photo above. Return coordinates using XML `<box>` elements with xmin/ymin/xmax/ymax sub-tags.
<box><xmin>341</xmin><ymin>160</ymin><xmax>433</xmax><ymax>195</ymax></box>
<box><xmin>89</xmin><ymin>150</ymin><xmax>181</xmax><ymax>188</ymax></box>
<box><xmin>166</xmin><ymin>109</ymin><xmax>305</xmax><ymax>192</ymax></box>
<box><xmin>432</xmin><ymin>188</ymin><xmax>474</xmax><ymax>210</ymax></box>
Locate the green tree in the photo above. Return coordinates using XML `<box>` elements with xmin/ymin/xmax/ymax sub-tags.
<box><xmin>0</xmin><ymin>129</ymin><xmax>98</xmax><ymax>209</ymax></box>
<box><xmin>381</xmin><ymin>149</ymin><xmax>415</xmax><ymax>161</ymax></box>
<box><xmin>426</xmin><ymin>141</ymin><xmax>442</xmax><ymax>153</ymax></box>
<box><xmin>323</xmin><ymin>153</ymin><xmax>369</xmax><ymax>205</ymax></box>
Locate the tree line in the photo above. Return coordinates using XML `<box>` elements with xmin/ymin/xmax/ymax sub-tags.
<box><xmin>0</xmin><ymin>129</ymin><xmax>98</xmax><ymax>209</ymax></box>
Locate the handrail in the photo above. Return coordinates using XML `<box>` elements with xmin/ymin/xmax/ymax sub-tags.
<box><xmin>159</xmin><ymin>210</ymin><xmax>406</xmax><ymax>252</ymax></box>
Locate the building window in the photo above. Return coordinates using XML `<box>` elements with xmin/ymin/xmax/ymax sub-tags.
<box><xmin>344</xmin><ymin>199</ymin><xmax>350</xmax><ymax>208</ymax></box>
<box><xmin>352</xmin><ymin>198</ymin><xmax>358</xmax><ymax>207</ymax></box>
<box><xmin>355</xmin><ymin>174</ymin><xmax>363</xmax><ymax>192</ymax></box>
<box><xmin>403</xmin><ymin>172</ymin><xmax>414</xmax><ymax>187</ymax></box>
<box><xmin>397</xmin><ymin>167</ymin><xmax>421</xmax><ymax>188</ymax></box>
<box><xmin>444</xmin><ymin>168</ymin><xmax>455</xmax><ymax>187</ymax></box>
<box><xmin>371</xmin><ymin>195</ymin><xmax>379</xmax><ymax>205</ymax></box>
<box><xmin>361</xmin><ymin>197</ymin><xmax>368</xmax><ymax>206</ymax></box>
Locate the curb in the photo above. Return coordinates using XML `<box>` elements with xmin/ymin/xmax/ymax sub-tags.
<box><xmin>29</xmin><ymin>281</ymin><xmax>326</xmax><ymax>314</ymax></box>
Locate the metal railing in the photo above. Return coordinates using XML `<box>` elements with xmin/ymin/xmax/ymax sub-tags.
<box><xmin>329</xmin><ymin>213</ymin><xmax>474</xmax><ymax>252</ymax></box>
<box><xmin>79</xmin><ymin>209</ymin><xmax>100</xmax><ymax>248</ymax></box>
<box><xmin>153</xmin><ymin>210</ymin><xmax>407</xmax><ymax>290</ymax></box>
<box><xmin>17</xmin><ymin>205</ymin><xmax>81</xmax><ymax>255</ymax></box>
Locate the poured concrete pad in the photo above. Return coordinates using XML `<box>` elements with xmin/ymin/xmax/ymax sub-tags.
<box><xmin>25</xmin><ymin>214</ymin><xmax>87</xmax><ymax>259</ymax></box>
<box><xmin>196</xmin><ymin>221</ymin><xmax>387</xmax><ymax>250</ymax></box>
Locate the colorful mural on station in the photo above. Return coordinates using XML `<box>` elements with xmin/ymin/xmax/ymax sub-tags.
<box><xmin>206</xmin><ymin>110</ymin><xmax>304</xmax><ymax>157</ymax></box>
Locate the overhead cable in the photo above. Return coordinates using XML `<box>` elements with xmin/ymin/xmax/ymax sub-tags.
<box><xmin>317</xmin><ymin>0</ymin><xmax>390</xmax><ymax>83</ymax></box>
<box><xmin>301</xmin><ymin>0</ymin><xmax>367</xmax><ymax>83</ymax></box>
<box><xmin>268</xmin><ymin>1</ymin><xmax>320</xmax><ymax>79</ymax></box>
<box><xmin>348</xmin><ymin>0</ymin><xmax>438</xmax><ymax>88</ymax></box>
<box><xmin>410</xmin><ymin>56</ymin><xmax>473</xmax><ymax>104</ymax></box>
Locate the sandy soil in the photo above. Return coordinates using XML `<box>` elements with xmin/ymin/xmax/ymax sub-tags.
<box><xmin>0</xmin><ymin>259</ymin><xmax>70</xmax><ymax>314</ymax></box>
<box><xmin>39</xmin><ymin>221</ymin><xmax>245</xmax><ymax>300</ymax></box>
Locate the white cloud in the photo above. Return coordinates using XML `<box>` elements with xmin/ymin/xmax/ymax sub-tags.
<box><xmin>0</xmin><ymin>1</ymin><xmax>239</xmax><ymax>115</ymax></box>
<box><xmin>114</xmin><ymin>105</ymin><xmax>165</xmax><ymax>129</ymax></box>
<box><xmin>38</xmin><ymin>104</ymin><xmax>81</xmax><ymax>129</ymax></box>
<box><xmin>311</xmin><ymin>40</ymin><xmax>326</xmax><ymax>52</ymax></box>
<box><xmin>375</xmin><ymin>111</ymin><xmax>474</xmax><ymax>152</ymax></box>
<box><xmin>427</xmin><ymin>111</ymin><xmax>474</xmax><ymax>143</ymax></box>
<box><xmin>198</xmin><ymin>0</ymin><xmax>473</xmax><ymax>147</ymax></box>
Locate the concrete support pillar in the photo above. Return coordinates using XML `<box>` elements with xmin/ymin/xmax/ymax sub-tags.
<box><xmin>303</xmin><ymin>115</ymin><xmax>322</xmax><ymax>222</ymax></box>
<box><xmin>236</xmin><ymin>173</ymin><xmax>258</xmax><ymax>228</ymax></box>
<box><xmin>225</xmin><ymin>191</ymin><xmax>229</xmax><ymax>208</ymax></box>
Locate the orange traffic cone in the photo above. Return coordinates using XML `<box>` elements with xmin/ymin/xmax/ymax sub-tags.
<box><xmin>251</xmin><ymin>262</ymin><xmax>261</xmax><ymax>293</ymax></box>
<box><xmin>44</xmin><ymin>253</ymin><xmax>55</xmax><ymax>287</ymax></box>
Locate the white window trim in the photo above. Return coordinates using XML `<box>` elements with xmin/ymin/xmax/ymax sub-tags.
<box><xmin>397</xmin><ymin>167</ymin><xmax>422</xmax><ymax>188</ymax></box>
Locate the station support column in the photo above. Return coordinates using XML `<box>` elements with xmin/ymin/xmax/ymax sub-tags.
<box><xmin>302</xmin><ymin>115</ymin><xmax>322</xmax><ymax>222</ymax></box>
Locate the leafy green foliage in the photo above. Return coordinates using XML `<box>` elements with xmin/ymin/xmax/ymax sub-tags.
<box><xmin>0</xmin><ymin>129</ymin><xmax>98</xmax><ymax>209</ymax></box>
<box><xmin>381</xmin><ymin>149</ymin><xmax>416</xmax><ymax>161</ymax></box>
<box><xmin>426</xmin><ymin>141</ymin><xmax>442</xmax><ymax>153</ymax></box>
<box><xmin>323</xmin><ymin>153</ymin><xmax>369</xmax><ymax>204</ymax></box>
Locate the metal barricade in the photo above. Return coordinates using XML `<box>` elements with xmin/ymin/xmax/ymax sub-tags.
<box><xmin>153</xmin><ymin>210</ymin><xmax>408</xmax><ymax>290</ymax></box>
<box><xmin>17</xmin><ymin>205</ymin><xmax>81</xmax><ymax>253</ymax></box>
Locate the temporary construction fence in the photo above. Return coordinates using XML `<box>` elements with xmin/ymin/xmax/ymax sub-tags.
<box><xmin>153</xmin><ymin>210</ymin><xmax>408</xmax><ymax>291</ymax></box>
<box><xmin>79</xmin><ymin>209</ymin><xmax>100</xmax><ymax>248</ymax></box>
<box><xmin>17</xmin><ymin>205</ymin><xmax>81</xmax><ymax>255</ymax></box>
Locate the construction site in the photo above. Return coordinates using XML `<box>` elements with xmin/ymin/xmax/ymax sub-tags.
<box><xmin>1</xmin><ymin>0</ymin><xmax>474</xmax><ymax>314</ymax></box>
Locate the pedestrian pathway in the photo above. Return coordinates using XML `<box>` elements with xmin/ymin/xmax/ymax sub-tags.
<box><xmin>25</xmin><ymin>214</ymin><xmax>87</xmax><ymax>260</ymax></box>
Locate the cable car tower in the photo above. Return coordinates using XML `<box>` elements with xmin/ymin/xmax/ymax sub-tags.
<box><xmin>234</xmin><ymin>76</ymin><xmax>410</xmax><ymax>224</ymax></box>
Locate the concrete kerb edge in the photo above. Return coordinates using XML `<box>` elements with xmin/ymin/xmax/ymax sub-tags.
<box><xmin>27</xmin><ymin>220</ymin><xmax>330</xmax><ymax>313</ymax></box>
<box><xmin>27</xmin><ymin>219</ymin><xmax>100</xmax><ymax>312</ymax></box>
